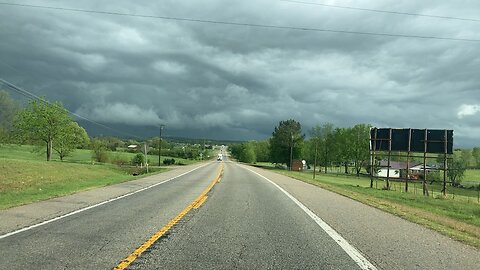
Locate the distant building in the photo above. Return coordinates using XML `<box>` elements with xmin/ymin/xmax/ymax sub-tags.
<box><xmin>376</xmin><ymin>161</ymin><xmax>419</xmax><ymax>178</ymax></box>
<box><xmin>375</xmin><ymin>160</ymin><xmax>439</xmax><ymax>179</ymax></box>
<box><xmin>127</xmin><ymin>145</ymin><xmax>139</xmax><ymax>152</ymax></box>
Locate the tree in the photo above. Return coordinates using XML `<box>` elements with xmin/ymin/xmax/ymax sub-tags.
<box><xmin>448</xmin><ymin>155</ymin><xmax>466</xmax><ymax>187</ymax></box>
<box><xmin>53</xmin><ymin>122</ymin><xmax>90</xmax><ymax>161</ymax></box>
<box><xmin>0</xmin><ymin>90</ymin><xmax>19</xmax><ymax>143</ymax></box>
<box><xmin>269</xmin><ymin>119</ymin><xmax>304</xmax><ymax>167</ymax></box>
<box><xmin>251</xmin><ymin>140</ymin><xmax>270</xmax><ymax>162</ymax></box>
<box><xmin>229</xmin><ymin>142</ymin><xmax>258</xmax><ymax>163</ymax></box>
<box><xmin>91</xmin><ymin>138</ymin><xmax>109</xmax><ymax>163</ymax></box>
<box><xmin>472</xmin><ymin>147</ymin><xmax>480</xmax><ymax>168</ymax></box>
<box><xmin>310</xmin><ymin>123</ymin><xmax>335</xmax><ymax>173</ymax></box>
<box><xmin>460</xmin><ymin>149</ymin><xmax>472</xmax><ymax>168</ymax></box>
<box><xmin>13</xmin><ymin>99</ymin><xmax>76</xmax><ymax>161</ymax></box>
<box><xmin>350</xmin><ymin>124</ymin><xmax>371</xmax><ymax>176</ymax></box>
<box><xmin>334</xmin><ymin>127</ymin><xmax>352</xmax><ymax>174</ymax></box>
<box><xmin>239</xmin><ymin>142</ymin><xmax>256</xmax><ymax>163</ymax></box>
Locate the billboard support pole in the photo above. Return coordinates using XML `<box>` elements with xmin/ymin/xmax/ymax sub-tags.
<box><xmin>443</xmin><ymin>129</ymin><xmax>448</xmax><ymax>196</ymax></box>
<box><xmin>370</xmin><ymin>128</ymin><xmax>377</xmax><ymax>188</ymax></box>
<box><xmin>423</xmin><ymin>129</ymin><xmax>429</xmax><ymax>196</ymax></box>
<box><xmin>406</xmin><ymin>129</ymin><xmax>411</xmax><ymax>192</ymax></box>
<box><xmin>386</xmin><ymin>128</ymin><xmax>392</xmax><ymax>190</ymax></box>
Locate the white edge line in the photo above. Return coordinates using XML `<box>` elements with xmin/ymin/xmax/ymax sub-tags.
<box><xmin>244</xmin><ymin>166</ymin><xmax>377</xmax><ymax>270</ymax></box>
<box><xmin>0</xmin><ymin>162</ymin><xmax>211</xmax><ymax>240</ymax></box>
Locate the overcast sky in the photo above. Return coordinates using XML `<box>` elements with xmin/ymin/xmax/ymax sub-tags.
<box><xmin>1</xmin><ymin>0</ymin><xmax>480</xmax><ymax>146</ymax></box>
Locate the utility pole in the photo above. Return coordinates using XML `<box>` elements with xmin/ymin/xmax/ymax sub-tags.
<box><xmin>313</xmin><ymin>139</ymin><xmax>318</xmax><ymax>179</ymax></box>
<box><xmin>290</xmin><ymin>134</ymin><xmax>294</xmax><ymax>171</ymax></box>
<box><xmin>158</xmin><ymin>125</ymin><xmax>164</xmax><ymax>166</ymax></box>
<box><xmin>144</xmin><ymin>142</ymin><xmax>149</xmax><ymax>173</ymax></box>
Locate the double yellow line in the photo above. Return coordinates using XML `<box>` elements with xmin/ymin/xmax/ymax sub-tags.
<box><xmin>114</xmin><ymin>163</ymin><xmax>224</xmax><ymax>270</ymax></box>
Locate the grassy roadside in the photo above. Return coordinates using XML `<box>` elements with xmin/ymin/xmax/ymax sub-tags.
<box><xmin>0</xmin><ymin>159</ymin><xmax>168</xmax><ymax>210</ymax></box>
<box><xmin>254</xmin><ymin>164</ymin><xmax>480</xmax><ymax>248</ymax></box>
<box><xmin>0</xmin><ymin>144</ymin><xmax>197</xmax><ymax>165</ymax></box>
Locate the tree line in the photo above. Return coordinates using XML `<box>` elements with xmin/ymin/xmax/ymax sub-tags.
<box><xmin>0</xmin><ymin>90</ymin><xmax>210</xmax><ymax>163</ymax></box>
<box><xmin>230</xmin><ymin>119</ymin><xmax>371</xmax><ymax>176</ymax></box>
<box><xmin>230</xmin><ymin>119</ymin><xmax>471</xmax><ymax>186</ymax></box>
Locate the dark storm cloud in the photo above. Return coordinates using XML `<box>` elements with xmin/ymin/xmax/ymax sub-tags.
<box><xmin>1</xmin><ymin>0</ymin><xmax>480</xmax><ymax>145</ymax></box>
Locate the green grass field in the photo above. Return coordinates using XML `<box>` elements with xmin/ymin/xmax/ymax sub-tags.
<box><xmin>253</xmin><ymin>163</ymin><xmax>480</xmax><ymax>248</ymax></box>
<box><xmin>0</xmin><ymin>159</ymin><xmax>166</xmax><ymax>209</ymax></box>
<box><xmin>464</xmin><ymin>169</ymin><xmax>480</xmax><ymax>183</ymax></box>
<box><xmin>0</xmin><ymin>144</ymin><xmax>197</xmax><ymax>165</ymax></box>
<box><xmin>0</xmin><ymin>144</ymin><xmax>207</xmax><ymax>209</ymax></box>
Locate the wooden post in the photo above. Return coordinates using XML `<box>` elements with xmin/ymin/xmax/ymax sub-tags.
<box><xmin>443</xmin><ymin>129</ymin><xmax>448</xmax><ymax>196</ymax></box>
<box><xmin>406</xmin><ymin>129</ymin><xmax>411</xmax><ymax>192</ymax></box>
<box><xmin>370</xmin><ymin>128</ymin><xmax>377</xmax><ymax>188</ymax></box>
<box><xmin>313</xmin><ymin>139</ymin><xmax>318</xmax><ymax>180</ymax></box>
<box><xmin>386</xmin><ymin>128</ymin><xmax>392</xmax><ymax>190</ymax></box>
<box><xmin>423</xmin><ymin>129</ymin><xmax>429</xmax><ymax>196</ymax></box>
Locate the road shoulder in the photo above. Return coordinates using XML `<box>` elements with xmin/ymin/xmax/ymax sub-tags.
<box><xmin>0</xmin><ymin>162</ymin><xmax>209</xmax><ymax>235</ymax></box>
<box><xmin>246</xmin><ymin>165</ymin><xmax>480</xmax><ymax>270</ymax></box>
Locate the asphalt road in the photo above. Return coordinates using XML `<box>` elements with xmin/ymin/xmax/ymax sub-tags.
<box><xmin>130</xmin><ymin>161</ymin><xmax>362</xmax><ymax>270</ymax></box>
<box><xmin>1</xmin><ymin>157</ymin><xmax>478</xmax><ymax>269</ymax></box>
<box><xmin>0</xmin><ymin>162</ymin><xmax>220</xmax><ymax>269</ymax></box>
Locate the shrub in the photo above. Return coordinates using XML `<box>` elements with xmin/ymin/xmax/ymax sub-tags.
<box><xmin>163</xmin><ymin>158</ymin><xmax>175</xmax><ymax>165</ymax></box>
<box><xmin>132</xmin><ymin>153</ymin><xmax>145</xmax><ymax>166</ymax></box>
<box><xmin>91</xmin><ymin>139</ymin><xmax>109</xmax><ymax>163</ymax></box>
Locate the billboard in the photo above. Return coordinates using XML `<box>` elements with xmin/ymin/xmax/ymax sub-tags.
<box><xmin>370</xmin><ymin>128</ymin><xmax>453</xmax><ymax>154</ymax></box>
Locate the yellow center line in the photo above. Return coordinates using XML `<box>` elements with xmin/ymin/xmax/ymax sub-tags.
<box><xmin>193</xmin><ymin>195</ymin><xmax>208</xmax><ymax>209</ymax></box>
<box><xmin>114</xmin><ymin>162</ymin><xmax>224</xmax><ymax>270</ymax></box>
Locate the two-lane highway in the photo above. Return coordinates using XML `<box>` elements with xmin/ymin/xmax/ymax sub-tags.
<box><xmin>129</xmin><ymin>161</ymin><xmax>368</xmax><ymax>269</ymax></box>
<box><xmin>1</xmin><ymin>158</ymin><xmax>478</xmax><ymax>269</ymax></box>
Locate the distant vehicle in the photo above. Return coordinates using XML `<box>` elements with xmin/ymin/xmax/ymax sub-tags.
<box><xmin>217</xmin><ymin>153</ymin><xmax>223</xmax><ymax>161</ymax></box>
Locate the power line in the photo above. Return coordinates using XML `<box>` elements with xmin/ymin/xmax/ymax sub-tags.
<box><xmin>281</xmin><ymin>0</ymin><xmax>480</xmax><ymax>23</ymax></box>
<box><xmin>0</xmin><ymin>78</ymin><xmax>142</xmax><ymax>139</ymax></box>
<box><xmin>0</xmin><ymin>2</ymin><xmax>479</xmax><ymax>42</ymax></box>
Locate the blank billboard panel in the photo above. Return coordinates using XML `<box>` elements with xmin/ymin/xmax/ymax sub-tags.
<box><xmin>370</xmin><ymin>128</ymin><xmax>453</xmax><ymax>154</ymax></box>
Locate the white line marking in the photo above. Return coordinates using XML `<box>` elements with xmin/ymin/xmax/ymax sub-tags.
<box><xmin>244</xmin><ymin>167</ymin><xmax>377</xmax><ymax>270</ymax></box>
<box><xmin>0</xmin><ymin>163</ymin><xmax>211</xmax><ymax>240</ymax></box>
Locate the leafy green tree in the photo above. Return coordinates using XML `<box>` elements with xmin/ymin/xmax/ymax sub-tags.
<box><xmin>310</xmin><ymin>123</ymin><xmax>335</xmax><ymax>173</ymax></box>
<box><xmin>334</xmin><ymin>127</ymin><xmax>352</xmax><ymax>174</ymax></box>
<box><xmin>13</xmin><ymin>99</ymin><xmax>75</xmax><ymax>161</ymax></box>
<box><xmin>460</xmin><ymin>149</ymin><xmax>472</xmax><ymax>168</ymax></box>
<box><xmin>229</xmin><ymin>143</ymin><xmax>242</xmax><ymax>160</ymax></box>
<box><xmin>269</xmin><ymin>119</ymin><xmax>304</xmax><ymax>167</ymax></box>
<box><xmin>91</xmin><ymin>138</ymin><xmax>109</xmax><ymax>163</ymax></box>
<box><xmin>0</xmin><ymin>90</ymin><xmax>19</xmax><ymax>143</ymax></box>
<box><xmin>472</xmin><ymin>147</ymin><xmax>480</xmax><ymax>168</ymax></box>
<box><xmin>229</xmin><ymin>142</ymin><xmax>257</xmax><ymax>163</ymax></box>
<box><xmin>350</xmin><ymin>124</ymin><xmax>371</xmax><ymax>176</ymax></box>
<box><xmin>53</xmin><ymin>122</ymin><xmax>90</xmax><ymax>161</ymax></box>
<box><xmin>251</xmin><ymin>140</ymin><xmax>270</xmax><ymax>162</ymax></box>
<box><xmin>239</xmin><ymin>142</ymin><xmax>256</xmax><ymax>163</ymax></box>
<box><xmin>448</xmin><ymin>155</ymin><xmax>466</xmax><ymax>187</ymax></box>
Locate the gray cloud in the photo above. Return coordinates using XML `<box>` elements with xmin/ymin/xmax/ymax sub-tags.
<box><xmin>1</xmin><ymin>0</ymin><xmax>480</xmax><ymax>145</ymax></box>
